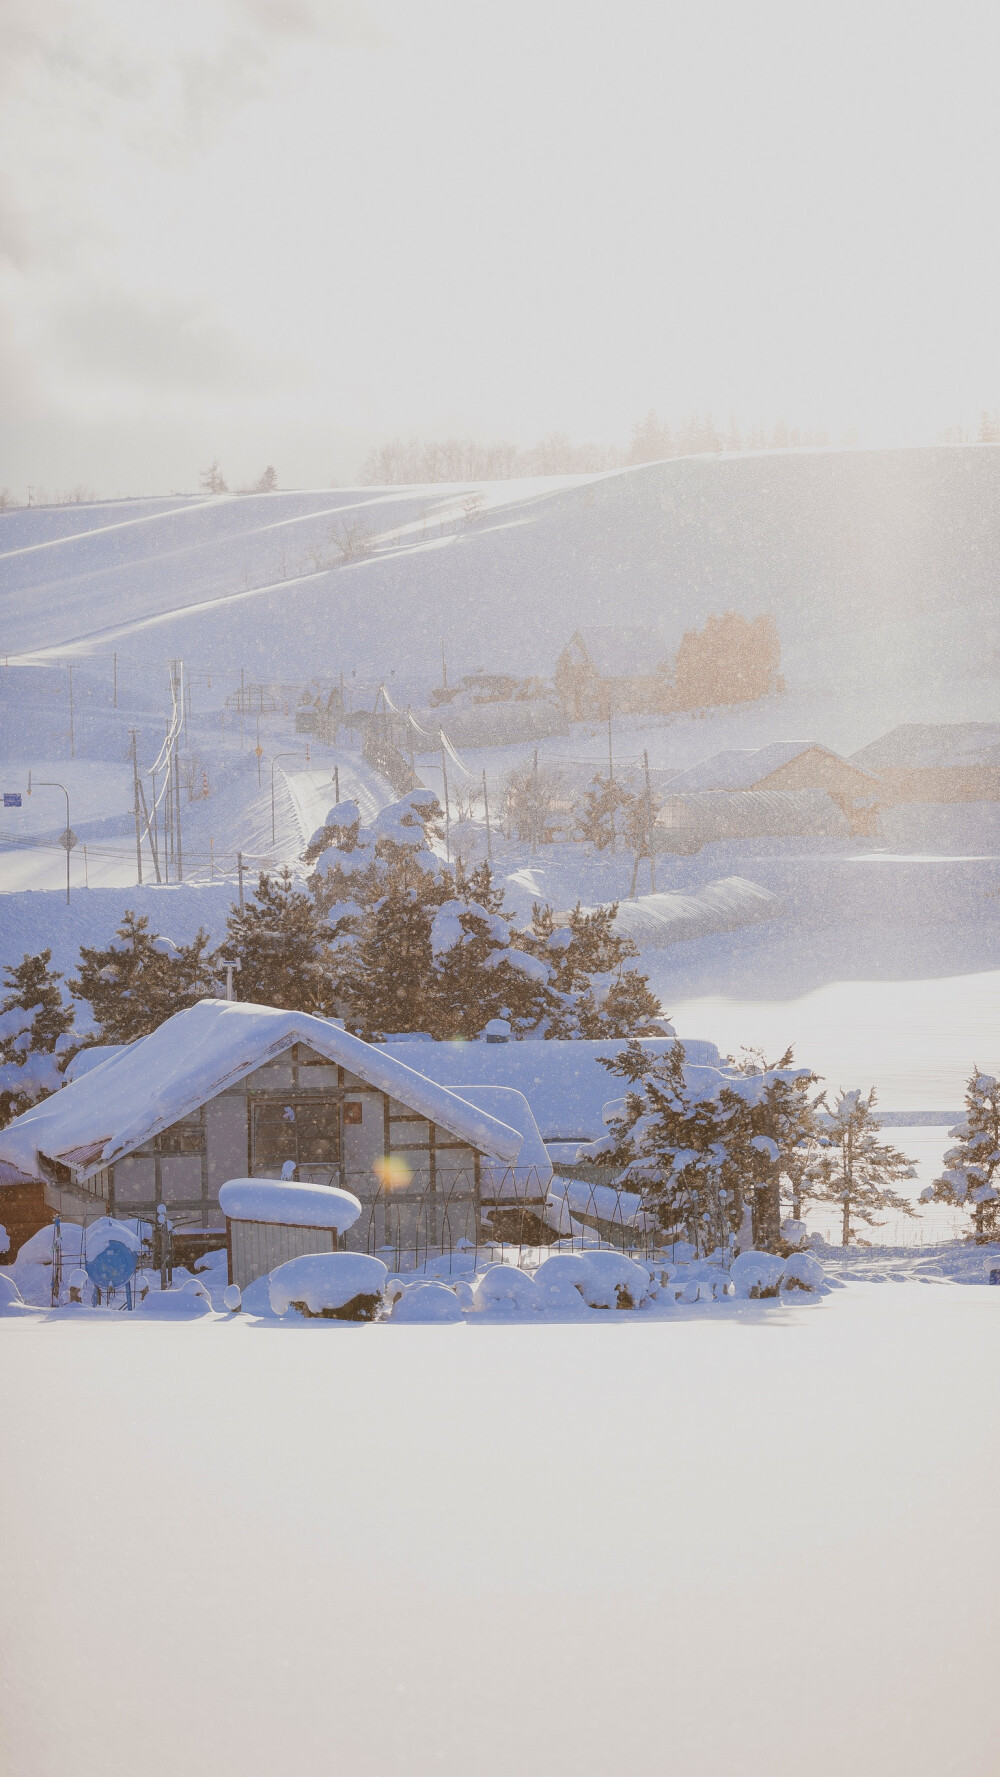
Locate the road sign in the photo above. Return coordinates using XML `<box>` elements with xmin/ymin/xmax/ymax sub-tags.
<box><xmin>254</xmin><ymin>745</ymin><xmax>263</xmax><ymax>758</ymax></box>
<box><xmin>58</xmin><ymin>828</ymin><xmax>78</xmax><ymax>851</ymax></box>
<box><xmin>3</xmin><ymin>792</ymin><xmax>21</xmax><ymax>808</ymax></box>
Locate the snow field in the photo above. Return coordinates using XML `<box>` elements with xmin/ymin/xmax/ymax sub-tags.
<box><xmin>1</xmin><ymin>1278</ymin><xmax>998</xmax><ymax>1777</ymax></box>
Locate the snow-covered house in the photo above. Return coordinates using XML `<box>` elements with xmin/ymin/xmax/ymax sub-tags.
<box><xmin>666</xmin><ymin>742</ymin><xmax>882</xmax><ymax>834</ymax></box>
<box><xmin>0</xmin><ymin>1001</ymin><xmax>537</xmax><ymax>1258</ymax></box>
<box><xmin>554</xmin><ymin>627</ymin><xmax>672</xmax><ymax>720</ymax></box>
<box><xmin>654</xmin><ymin>788</ymin><xmax>850</xmax><ymax>852</ymax></box>
<box><xmin>850</xmin><ymin>722</ymin><xmax>1000</xmax><ymax>803</ymax></box>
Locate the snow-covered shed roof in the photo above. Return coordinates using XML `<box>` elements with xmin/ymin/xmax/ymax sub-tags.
<box><xmin>851</xmin><ymin>722</ymin><xmax>1000</xmax><ymax>772</ymax></box>
<box><xmin>0</xmin><ymin>1000</ymin><xmax>523</xmax><ymax>1181</ymax></box>
<box><xmin>566</xmin><ymin>626</ymin><xmax>670</xmax><ymax>678</ymax></box>
<box><xmin>218</xmin><ymin>1178</ymin><xmax>363</xmax><ymax>1231</ymax></box>
<box><xmin>667</xmin><ymin>742</ymin><xmax>855</xmax><ymax>791</ymax></box>
<box><xmin>379</xmin><ymin>1036</ymin><xmax>726</xmax><ymax>1143</ymax></box>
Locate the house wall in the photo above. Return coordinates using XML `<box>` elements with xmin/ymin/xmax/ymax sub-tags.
<box><xmin>875</xmin><ymin>766</ymin><xmax>1000</xmax><ymax>803</ymax></box>
<box><xmin>761</xmin><ymin>750</ymin><xmax>882</xmax><ymax>834</ymax></box>
<box><xmin>80</xmin><ymin>1044</ymin><xmax>484</xmax><ymax>1248</ymax></box>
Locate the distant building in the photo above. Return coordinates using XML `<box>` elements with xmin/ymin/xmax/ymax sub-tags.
<box><xmin>554</xmin><ymin>627</ymin><xmax>672</xmax><ymax>720</ymax></box>
<box><xmin>851</xmin><ymin>723</ymin><xmax>1000</xmax><ymax>802</ymax></box>
<box><xmin>667</xmin><ymin>742</ymin><xmax>882</xmax><ymax>835</ymax></box>
<box><xmin>654</xmin><ymin>788</ymin><xmax>851</xmax><ymax>853</ymax></box>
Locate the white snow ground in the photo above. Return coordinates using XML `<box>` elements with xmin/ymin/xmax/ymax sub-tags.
<box><xmin>1</xmin><ymin>1279</ymin><xmax>998</xmax><ymax>1777</ymax></box>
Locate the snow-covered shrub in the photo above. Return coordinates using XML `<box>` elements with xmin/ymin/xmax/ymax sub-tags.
<box><xmin>472</xmin><ymin>1264</ymin><xmax>543</xmax><ymax>1314</ymax></box>
<box><xmin>779</xmin><ymin>1252</ymin><xmax>828</xmax><ymax>1294</ymax></box>
<box><xmin>781</xmin><ymin>1220</ymin><xmax>810</xmax><ymax>1250</ymax></box>
<box><xmin>577</xmin><ymin>1250</ymin><xmax>651</xmax><ymax>1310</ymax></box>
<box><xmin>449</xmin><ymin>1279</ymin><xmax>476</xmax><ymax>1311</ymax></box>
<box><xmin>390</xmin><ymin>1282</ymin><xmax>464</xmax><ymax>1322</ymax></box>
<box><xmin>269</xmin><ymin>1253</ymin><xmax>388</xmax><ymax>1320</ymax></box>
<box><xmin>729</xmin><ymin>1251</ymin><xmax>787</xmax><ymax>1298</ymax></box>
<box><xmin>222</xmin><ymin>1284</ymin><xmax>242</xmax><ymax>1312</ymax></box>
<box><xmin>0</xmin><ymin>1272</ymin><xmax>27</xmax><ymax>1314</ymax></box>
<box><xmin>67</xmin><ymin>1268</ymin><xmax>89</xmax><ymax>1304</ymax></box>
<box><xmin>532</xmin><ymin>1252</ymin><xmax>597</xmax><ymax>1311</ymax></box>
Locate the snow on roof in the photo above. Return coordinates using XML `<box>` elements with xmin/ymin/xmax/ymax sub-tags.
<box><xmin>448</xmin><ymin>1087</ymin><xmax>553</xmax><ymax>1196</ymax></box>
<box><xmin>63</xmin><ymin>1045</ymin><xmax>135</xmax><ymax>1083</ymax></box>
<box><xmin>0</xmin><ymin>1156</ymin><xmax>37</xmax><ymax>1189</ymax></box>
<box><xmin>218</xmin><ymin>1178</ymin><xmax>362</xmax><ymax>1231</ymax></box>
<box><xmin>575</xmin><ymin>877</ymin><xmax>780</xmax><ymax>946</ymax></box>
<box><xmin>0</xmin><ymin>1000</ymin><xmax>523</xmax><ymax>1181</ymax></box>
<box><xmin>567</xmin><ymin>626</ymin><xmax>670</xmax><ymax>678</ymax></box>
<box><xmin>667</xmin><ymin>742</ymin><xmax>849</xmax><ymax>791</ymax></box>
<box><xmin>851</xmin><ymin>722</ymin><xmax>1000</xmax><ymax>772</ymax></box>
<box><xmin>379</xmin><ymin>1036</ymin><xmax>724</xmax><ymax>1143</ymax></box>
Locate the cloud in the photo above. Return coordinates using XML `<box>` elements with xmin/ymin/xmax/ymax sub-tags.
<box><xmin>53</xmin><ymin>294</ymin><xmax>300</xmax><ymax>396</ymax></box>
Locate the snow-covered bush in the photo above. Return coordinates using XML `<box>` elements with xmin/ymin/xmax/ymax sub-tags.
<box><xmin>781</xmin><ymin>1220</ymin><xmax>810</xmax><ymax>1250</ymax></box>
<box><xmin>729</xmin><ymin>1251</ymin><xmax>787</xmax><ymax>1298</ymax></box>
<box><xmin>269</xmin><ymin>1252</ymin><xmax>388</xmax><ymax>1320</ymax></box>
<box><xmin>390</xmin><ymin>1282</ymin><xmax>464</xmax><ymax>1322</ymax></box>
<box><xmin>779</xmin><ymin>1252</ymin><xmax>828</xmax><ymax>1294</ymax></box>
<box><xmin>135</xmin><ymin>1286</ymin><xmax>212</xmax><ymax>1317</ymax></box>
<box><xmin>0</xmin><ymin>1272</ymin><xmax>27</xmax><ymax>1314</ymax></box>
<box><xmin>223</xmin><ymin>1284</ymin><xmax>242</xmax><ymax>1312</ymax></box>
<box><xmin>472</xmin><ymin>1263</ymin><xmax>543</xmax><ymax>1314</ymax></box>
<box><xmin>577</xmin><ymin>1250</ymin><xmax>651</xmax><ymax>1310</ymax></box>
<box><xmin>532</xmin><ymin>1251</ymin><xmax>597</xmax><ymax>1311</ymax></box>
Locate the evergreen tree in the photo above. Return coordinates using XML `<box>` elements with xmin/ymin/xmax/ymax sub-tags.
<box><xmin>525</xmin><ymin>903</ymin><xmax>661</xmax><ymax>1038</ymax></box>
<box><xmin>344</xmin><ymin>887</ymin><xmax>437</xmax><ymax>1038</ymax></box>
<box><xmin>573</xmin><ymin>774</ymin><xmax>640</xmax><ymax>851</ymax></box>
<box><xmin>924</xmin><ymin>1069</ymin><xmax>1000</xmax><ymax>1242</ymax></box>
<box><xmin>71</xmin><ymin>912</ymin><xmax>217</xmax><ymax>1043</ymax></box>
<box><xmin>814</xmin><ymin>1089</ymin><xmax>917</xmax><ymax>1245</ymax></box>
<box><xmin>593</xmin><ymin>1038</ymin><xmax>738</xmax><ymax>1252</ymax></box>
<box><xmin>717</xmin><ymin>1049</ymin><xmax>823</xmax><ymax>1251</ymax></box>
<box><xmin>223</xmin><ymin>868</ymin><xmax>341</xmax><ymax>1015</ymax></box>
<box><xmin>0</xmin><ymin>950</ymin><xmax>75</xmax><ymax>1128</ymax></box>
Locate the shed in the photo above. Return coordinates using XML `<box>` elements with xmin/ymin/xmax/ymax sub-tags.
<box><xmin>667</xmin><ymin>742</ymin><xmax>882</xmax><ymax>834</ymax></box>
<box><xmin>654</xmin><ymin>788</ymin><xmax>850</xmax><ymax>852</ymax></box>
<box><xmin>219</xmin><ymin>1177</ymin><xmax>364</xmax><ymax>1290</ymax></box>
<box><xmin>554</xmin><ymin>627</ymin><xmax>672</xmax><ymax>720</ymax></box>
<box><xmin>0</xmin><ymin>1157</ymin><xmax>52</xmax><ymax>1263</ymax></box>
<box><xmin>850</xmin><ymin>723</ymin><xmax>1000</xmax><ymax>803</ymax></box>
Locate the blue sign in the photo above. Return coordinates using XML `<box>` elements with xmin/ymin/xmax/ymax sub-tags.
<box><xmin>85</xmin><ymin>1241</ymin><xmax>137</xmax><ymax>1292</ymax></box>
<box><xmin>3</xmin><ymin>793</ymin><xmax>22</xmax><ymax>808</ymax></box>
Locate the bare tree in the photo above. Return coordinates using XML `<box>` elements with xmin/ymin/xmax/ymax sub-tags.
<box><xmin>200</xmin><ymin>459</ymin><xmax>228</xmax><ymax>495</ymax></box>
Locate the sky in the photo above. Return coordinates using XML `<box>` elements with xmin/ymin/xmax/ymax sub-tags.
<box><xmin>1</xmin><ymin>0</ymin><xmax>999</xmax><ymax>498</ymax></box>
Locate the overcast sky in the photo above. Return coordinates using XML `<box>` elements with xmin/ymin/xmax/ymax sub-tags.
<box><xmin>2</xmin><ymin>0</ymin><xmax>999</xmax><ymax>497</ymax></box>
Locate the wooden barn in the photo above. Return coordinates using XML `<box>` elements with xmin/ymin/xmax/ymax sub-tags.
<box><xmin>554</xmin><ymin>627</ymin><xmax>672</xmax><ymax>720</ymax></box>
<box><xmin>666</xmin><ymin>741</ymin><xmax>882</xmax><ymax>835</ymax></box>
<box><xmin>851</xmin><ymin>723</ymin><xmax>1000</xmax><ymax>803</ymax></box>
<box><xmin>0</xmin><ymin>1001</ymin><xmax>532</xmax><ymax>1259</ymax></box>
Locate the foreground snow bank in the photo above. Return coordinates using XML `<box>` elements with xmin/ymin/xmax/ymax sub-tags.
<box><xmin>269</xmin><ymin>1253</ymin><xmax>388</xmax><ymax>1320</ymax></box>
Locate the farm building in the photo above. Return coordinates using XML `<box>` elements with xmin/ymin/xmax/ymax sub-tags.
<box><xmin>850</xmin><ymin>722</ymin><xmax>1000</xmax><ymax>802</ymax></box>
<box><xmin>0</xmin><ymin>1156</ymin><xmax>51</xmax><ymax>1265</ymax></box>
<box><xmin>667</xmin><ymin>741</ymin><xmax>882</xmax><ymax>834</ymax></box>
<box><xmin>554</xmin><ymin>627</ymin><xmax>672</xmax><ymax>720</ymax></box>
<box><xmin>654</xmin><ymin>788</ymin><xmax>850</xmax><ymax>852</ymax></box>
<box><xmin>0</xmin><ymin>1000</ymin><xmax>540</xmax><ymax>1260</ymax></box>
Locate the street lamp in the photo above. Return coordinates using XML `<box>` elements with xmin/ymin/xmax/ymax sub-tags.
<box><xmin>28</xmin><ymin>771</ymin><xmax>72</xmax><ymax>904</ymax></box>
<box><xmin>270</xmin><ymin>752</ymin><xmax>305</xmax><ymax>846</ymax></box>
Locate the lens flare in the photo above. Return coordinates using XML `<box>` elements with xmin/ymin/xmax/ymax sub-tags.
<box><xmin>372</xmin><ymin>1154</ymin><xmax>413</xmax><ymax>1190</ymax></box>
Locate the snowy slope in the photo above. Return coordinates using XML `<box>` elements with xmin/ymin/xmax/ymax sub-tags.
<box><xmin>3</xmin><ymin>447</ymin><xmax>998</xmax><ymax>748</ymax></box>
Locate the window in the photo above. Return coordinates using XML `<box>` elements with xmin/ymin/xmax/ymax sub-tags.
<box><xmin>252</xmin><ymin>1099</ymin><xmax>342</xmax><ymax>1173</ymax></box>
<box><xmin>154</xmin><ymin>1124</ymin><xmax>205</xmax><ymax>1156</ymax></box>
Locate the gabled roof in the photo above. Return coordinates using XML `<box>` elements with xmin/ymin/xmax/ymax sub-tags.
<box><xmin>566</xmin><ymin>626</ymin><xmax>670</xmax><ymax>678</ymax></box>
<box><xmin>0</xmin><ymin>1000</ymin><xmax>523</xmax><ymax>1181</ymax></box>
<box><xmin>851</xmin><ymin>722</ymin><xmax>1000</xmax><ymax>772</ymax></box>
<box><xmin>667</xmin><ymin>741</ymin><xmax>863</xmax><ymax>791</ymax></box>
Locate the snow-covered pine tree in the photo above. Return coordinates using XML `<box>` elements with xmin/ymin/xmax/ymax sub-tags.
<box><xmin>429</xmin><ymin>862</ymin><xmax>551</xmax><ymax>1038</ymax></box>
<box><xmin>222</xmin><ymin>867</ymin><xmax>342</xmax><ymax>1015</ymax></box>
<box><xmin>923</xmin><ymin>1069</ymin><xmax>1000</xmax><ymax>1242</ymax></box>
<box><xmin>717</xmin><ymin>1049</ymin><xmax>823</xmax><ymax>1251</ymax></box>
<box><xmin>525</xmin><ymin>902</ymin><xmax>661</xmax><ymax>1038</ymax></box>
<box><xmin>573</xmin><ymin>773</ymin><xmax>640</xmax><ymax>851</ymax></box>
<box><xmin>0</xmin><ymin>950</ymin><xmax>75</xmax><ymax>1128</ymax></box>
<box><xmin>812</xmin><ymin>1089</ymin><xmax>917</xmax><ymax>1245</ymax></box>
<box><xmin>70</xmin><ymin>912</ymin><xmax>217</xmax><ymax>1043</ymax></box>
<box><xmin>588</xmin><ymin>1038</ymin><xmax>737</xmax><ymax>1253</ymax></box>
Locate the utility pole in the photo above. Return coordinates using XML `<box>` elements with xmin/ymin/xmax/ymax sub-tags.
<box><xmin>130</xmin><ymin>730</ymin><xmax>143</xmax><ymax>885</ymax></box>
<box><xmin>29</xmin><ymin>775</ymin><xmax>71</xmax><ymax>904</ymax></box>
<box><xmin>482</xmin><ymin>769</ymin><xmax>492</xmax><ymax>862</ymax></box>
<box><xmin>174</xmin><ymin>739</ymin><xmax>183</xmax><ymax>882</ymax></box>
<box><xmin>643</xmin><ymin>748</ymin><xmax>656</xmax><ymax>893</ymax></box>
<box><xmin>607</xmin><ymin>710</ymin><xmax>615</xmax><ymax>854</ymax></box>
<box><xmin>532</xmin><ymin>747</ymin><xmax>539</xmax><ymax>850</ymax></box>
<box><xmin>237</xmin><ymin>850</ymin><xmax>245</xmax><ymax>909</ymax></box>
<box><xmin>334</xmin><ymin>765</ymin><xmax>340</xmax><ymax>804</ymax></box>
<box><xmin>137</xmin><ymin>769</ymin><xmax>161</xmax><ymax>882</ymax></box>
<box><xmin>439</xmin><ymin>734</ymin><xmax>451</xmax><ymax>861</ymax></box>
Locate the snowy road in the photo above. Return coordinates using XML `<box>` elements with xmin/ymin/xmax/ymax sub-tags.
<box><xmin>1</xmin><ymin>1282</ymin><xmax>997</xmax><ymax>1777</ymax></box>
